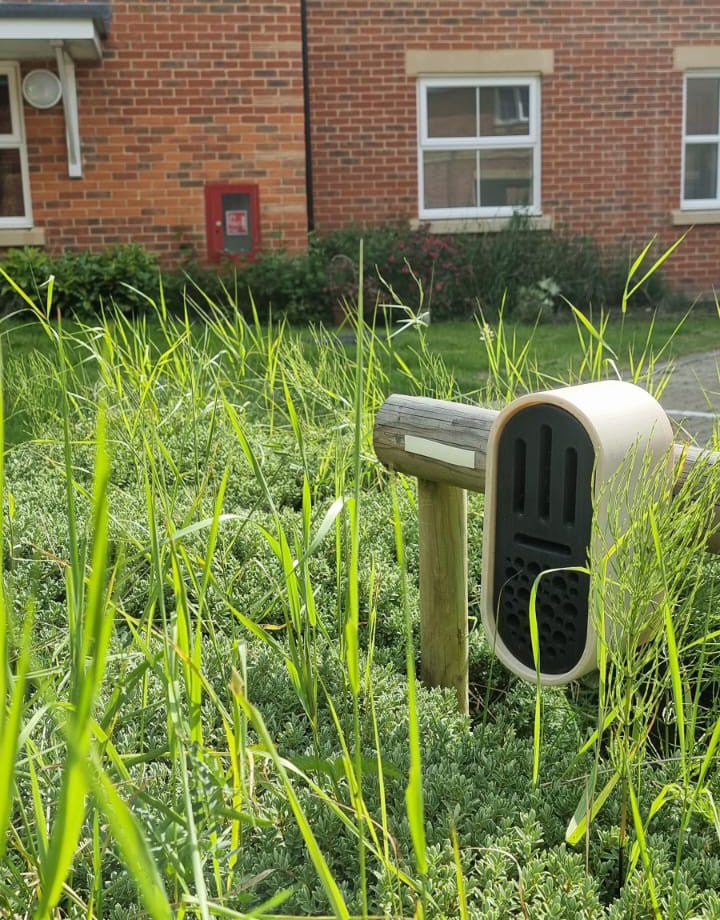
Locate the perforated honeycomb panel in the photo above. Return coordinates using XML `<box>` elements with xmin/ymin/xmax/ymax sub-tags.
<box><xmin>492</xmin><ymin>404</ymin><xmax>594</xmax><ymax>674</ymax></box>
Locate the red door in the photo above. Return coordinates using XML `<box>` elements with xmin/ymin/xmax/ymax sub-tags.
<box><xmin>205</xmin><ymin>182</ymin><xmax>261</xmax><ymax>263</ymax></box>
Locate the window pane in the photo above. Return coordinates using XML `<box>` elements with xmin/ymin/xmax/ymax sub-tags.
<box><xmin>686</xmin><ymin>78</ymin><xmax>720</xmax><ymax>135</ymax></box>
<box><xmin>0</xmin><ymin>148</ymin><xmax>25</xmax><ymax>217</ymax></box>
<box><xmin>427</xmin><ymin>87</ymin><xmax>476</xmax><ymax>138</ymax></box>
<box><xmin>0</xmin><ymin>76</ymin><xmax>12</xmax><ymax>135</ymax></box>
<box><xmin>479</xmin><ymin>148</ymin><xmax>533</xmax><ymax>206</ymax></box>
<box><xmin>684</xmin><ymin>143</ymin><xmax>718</xmax><ymax>199</ymax></box>
<box><xmin>221</xmin><ymin>192</ymin><xmax>253</xmax><ymax>254</ymax></box>
<box><xmin>423</xmin><ymin>149</ymin><xmax>477</xmax><ymax>209</ymax></box>
<box><xmin>479</xmin><ymin>86</ymin><xmax>530</xmax><ymax>136</ymax></box>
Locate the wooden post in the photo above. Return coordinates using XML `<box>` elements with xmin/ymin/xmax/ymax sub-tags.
<box><xmin>418</xmin><ymin>479</ymin><xmax>468</xmax><ymax>714</ymax></box>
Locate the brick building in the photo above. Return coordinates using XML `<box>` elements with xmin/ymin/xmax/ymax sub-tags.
<box><xmin>2</xmin><ymin>1</ymin><xmax>720</xmax><ymax>291</ymax></box>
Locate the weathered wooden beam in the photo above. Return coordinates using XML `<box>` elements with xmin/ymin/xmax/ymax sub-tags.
<box><xmin>373</xmin><ymin>394</ymin><xmax>496</xmax><ymax>491</ymax></box>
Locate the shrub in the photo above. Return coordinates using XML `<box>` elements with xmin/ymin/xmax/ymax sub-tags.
<box><xmin>312</xmin><ymin>219</ymin><xmax>686</xmax><ymax>323</ymax></box>
<box><xmin>0</xmin><ymin>223</ymin><xmax>686</xmax><ymax>325</ymax></box>
<box><xmin>314</xmin><ymin>223</ymin><xmax>471</xmax><ymax>321</ymax></box>
<box><xmin>0</xmin><ymin>244</ymin><xmax>161</xmax><ymax>318</ymax></box>
<box><xmin>237</xmin><ymin>246</ymin><xmax>327</xmax><ymax>322</ymax></box>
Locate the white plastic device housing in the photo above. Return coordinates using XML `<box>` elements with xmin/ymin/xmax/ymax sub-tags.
<box><xmin>481</xmin><ymin>380</ymin><xmax>673</xmax><ymax>685</ymax></box>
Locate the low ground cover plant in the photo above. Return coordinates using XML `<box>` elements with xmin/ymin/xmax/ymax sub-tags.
<box><xmin>0</xmin><ymin>257</ymin><xmax>719</xmax><ymax>918</ymax></box>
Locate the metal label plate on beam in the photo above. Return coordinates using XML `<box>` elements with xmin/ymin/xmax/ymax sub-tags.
<box><xmin>404</xmin><ymin>435</ymin><xmax>476</xmax><ymax>469</ymax></box>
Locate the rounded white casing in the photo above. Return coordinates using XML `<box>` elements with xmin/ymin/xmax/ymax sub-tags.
<box><xmin>481</xmin><ymin>380</ymin><xmax>673</xmax><ymax>685</ymax></box>
<box><xmin>22</xmin><ymin>70</ymin><xmax>63</xmax><ymax>109</ymax></box>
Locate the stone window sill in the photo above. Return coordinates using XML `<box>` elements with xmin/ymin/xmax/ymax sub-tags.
<box><xmin>0</xmin><ymin>228</ymin><xmax>46</xmax><ymax>247</ymax></box>
<box><xmin>410</xmin><ymin>216</ymin><xmax>554</xmax><ymax>234</ymax></box>
<box><xmin>671</xmin><ymin>209</ymin><xmax>720</xmax><ymax>226</ymax></box>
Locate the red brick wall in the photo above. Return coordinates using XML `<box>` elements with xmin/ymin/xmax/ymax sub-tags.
<box><xmin>9</xmin><ymin>1</ymin><xmax>720</xmax><ymax>290</ymax></box>
<box><xmin>305</xmin><ymin>0</ymin><xmax>720</xmax><ymax>292</ymax></box>
<box><xmin>19</xmin><ymin>0</ymin><xmax>308</xmax><ymax>263</ymax></box>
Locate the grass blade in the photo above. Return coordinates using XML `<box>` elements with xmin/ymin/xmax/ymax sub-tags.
<box><xmin>0</xmin><ymin>610</ymin><xmax>31</xmax><ymax>858</ymax></box>
<box><xmin>232</xmin><ymin>690</ymin><xmax>351</xmax><ymax>920</ymax></box>
<box><xmin>648</xmin><ymin>505</ymin><xmax>687</xmax><ymax>780</ymax></box>
<box><xmin>566</xmin><ymin>766</ymin><xmax>621</xmax><ymax>846</ymax></box>
<box><xmin>391</xmin><ymin>478</ymin><xmax>428</xmax><ymax>906</ymax></box>
<box><xmin>36</xmin><ymin>405</ymin><xmax>114</xmax><ymax>918</ymax></box>
<box><xmin>89</xmin><ymin>753</ymin><xmax>172</xmax><ymax>920</ymax></box>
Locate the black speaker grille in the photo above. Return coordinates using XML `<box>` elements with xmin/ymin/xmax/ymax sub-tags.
<box><xmin>492</xmin><ymin>404</ymin><xmax>594</xmax><ymax>674</ymax></box>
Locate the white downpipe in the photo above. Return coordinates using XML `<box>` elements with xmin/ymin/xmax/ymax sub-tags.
<box><xmin>52</xmin><ymin>40</ymin><xmax>82</xmax><ymax>178</ymax></box>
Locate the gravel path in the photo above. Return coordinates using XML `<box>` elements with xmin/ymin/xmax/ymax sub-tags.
<box><xmin>658</xmin><ymin>350</ymin><xmax>720</xmax><ymax>446</ymax></box>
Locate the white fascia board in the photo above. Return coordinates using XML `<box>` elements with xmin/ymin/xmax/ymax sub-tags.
<box><xmin>0</xmin><ymin>18</ymin><xmax>97</xmax><ymax>41</ymax></box>
<box><xmin>0</xmin><ymin>18</ymin><xmax>103</xmax><ymax>60</ymax></box>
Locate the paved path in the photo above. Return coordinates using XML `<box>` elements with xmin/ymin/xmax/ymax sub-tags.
<box><xmin>657</xmin><ymin>350</ymin><xmax>720</xmax><ymax>446</ymax></box>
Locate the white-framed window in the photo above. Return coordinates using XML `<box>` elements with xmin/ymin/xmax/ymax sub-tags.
<box><xmin>0</xmin><ymin>62</ymin><xmax>32</xmax><ymax>227</ymax></box>
<box><xmin>418</xmin><ymin>75</ymin><xmax>541</xmax><ymax>219</ymax></box>
<box><xmin>682</xmin><ymin>73</ymin><xmax>720</xmax><ymax>208</ymax></box>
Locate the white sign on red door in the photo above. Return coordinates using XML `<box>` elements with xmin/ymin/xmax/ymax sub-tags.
<box><xmin>225</xmin><ymin>210</ymin><xmax>248</xmax><ymax>236</ymax></box>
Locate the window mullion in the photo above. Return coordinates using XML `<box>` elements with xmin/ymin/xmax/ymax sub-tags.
<box><xmin>423</xmin><ymin>136</ymin><xmax>532</xmax><ymax>151</ymax></box>
<box><xmin>423</xmin><ymin>137</ymin><xmax>486</xmax><ymax>149</ymax></box>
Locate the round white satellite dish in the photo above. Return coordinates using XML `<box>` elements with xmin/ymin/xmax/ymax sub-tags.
<box><xmin>22</xmin><ymin>70</ymin><xmax>63</xmax><ymax>109</ymax></box>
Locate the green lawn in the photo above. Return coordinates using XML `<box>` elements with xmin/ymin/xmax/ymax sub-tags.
<box><xmin>5</xmin><ymin>307</ymin><xmax>719</xmax><ymax>399</ymax></box>
<box><xmin>4</xmin><ymin>307</ymin><xmax>719</xmax><ymax>446</ymax></box>
<box><xmin>383</xmin><ymin>311</ymin><xmax>720</xmax><ymax>395</ymax></box>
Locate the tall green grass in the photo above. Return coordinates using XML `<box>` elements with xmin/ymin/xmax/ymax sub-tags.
<box><xmin>1</xmin><ymin>256</ymin><xmax>720</xmax><ymax>918</ymax></box>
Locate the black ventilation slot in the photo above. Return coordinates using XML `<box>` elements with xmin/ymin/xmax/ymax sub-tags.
<box><xmin>492</xmin><ymin>404</ymin><xmax>595</xmax><ymax>674</ymax></box>
<box><xmin>563</xmin><ymin>447</ymin><xmax>578</xmax><ymax>524</ymax></box>
<box><xmin>538</xmin><ymin>425</ymin><xmax>552</xmax><ymax>519</ymax></box>
<box><xmin>514</xmin><ymin>533</ymin><xmax>572</xmax><ymax>556</ymax></box>
<box><xmin>513</xmin><ymin>438</ymin><xmax>526</xmax><ymax>513</ymax></box>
